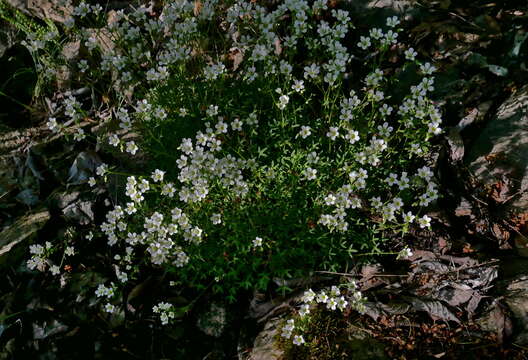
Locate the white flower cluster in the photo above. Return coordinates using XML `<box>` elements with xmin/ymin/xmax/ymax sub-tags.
<box><xmin>153</xmin><ymin>302</ymin><xmax>176</xmax><ymax>325</ymax></box>
<box><xmin>282</xmin><ymin>283</ymin><xmax>366</xmax><ymax>346</ymax></box>
<box><xmin>27</xmin><ymin>242</ymin><xmax>62</xmax><ymax>276</ymax></box>
<box><xmin>28</xmin><ymin>0</ymin><xmax>449</xmax><ymax>317</ymax></box>
<box><xmin>95</xmin><ymin>283</ymin><xmax>117</xmax><ymax>313</ymax></box>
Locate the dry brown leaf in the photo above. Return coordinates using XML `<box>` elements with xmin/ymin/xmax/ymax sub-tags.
<box><xmin>193</xmin><ymin>0</ymin><xmax>202</xmax><ymax>16</ymax></box>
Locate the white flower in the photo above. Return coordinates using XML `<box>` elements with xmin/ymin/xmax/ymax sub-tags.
<box><xmin>418</xmin><ymin>215</ymin><xmax>431</xmax><ymax>229</ymax></box>
<box><xmin>297</xmin><ymin>125</ymin><xmax>312</xmax><ymax>139</ymax></box>
<box><xmin>417</xmin><ymin>166</ymin><xmax>433</xmax><ymax>181</ymax></box>
<box><xmin>344</xmin><ymin>129</ymin><xmax>359</xmax><ymax>144</ymax></box>
<box><xmin>382</xmin><ymin>30</ymin><xmax>398</xmax><ymax>45</ymax></box>
<box><xmin>73</xmin><ymin>128</ymin><xmax>86</xmax><ymax>141</ymax></box>
<box><xmin>326</xmin><ymin>126</ymin><xmax>339</xmax><ymax>140</ymax></box>
<box><xmin>108</xmin><ymin>134</ymin><xmax>120</xmax><ymax>147</ymax></box>
<box><xmin>299</xmin><ymin>304</ymin><xmax>311</xmax><ymax>317</ymax></box>
<box><xmin>316</xmin><ymin>291</ymin><xmax>328</xmax><ymax>303</ymax></box>
<box><xmin>370</xmin><ymin>196</ymin><xmax>383</xmax><ymax>209</ymax></box>
<box><xmin>385</xmin><ymin>173</ymin><xmax>398</xmax><ymax>186</ymax></box>
<box><xmin>386</xmin><ymin>16</ymin><xmax>400</xmax><ymax>28</ymax></box>
<box><xmin>88</xmin><ymin>177</ymin><xmax>96</xmax><ymax>187</ymax></box>
<box><xmin>325</xmin><ymin>194</ymin><xmax>336</xmax><ymax>206</ymax></box>
<box><xmin>357</xmin><ymin>36</ymin><xmax>371</xmax><ymax>50</ymax></box>
<box><xmin>104</xmin><ymin>303</ymin><xmax>116</xmax><ymax>313</ymax></box>
<box><xmin>337</xmin><ymin>296</ymin><xmax>348</xmax><ymax>310</ymax></box>
<box><xmin>330</xmin><ymin>285</ymin><xmax>341</xmax><ymax>297</ymax></box>
<box><xmin>302</xmin><ymin>289</ymin><xmax>316</xmax><ymax>303</ymax></box>
<box><xmin>428</xmin><ymin>121</ymin><xmax>442</xmax><ymax>135</ymax></box>
<box><xmin>231</xmin><ymin>118</ymin><xmax>243</xmax><ymax>131</ymax></box>
<box><xmin>292</xmin><ymin>79</ymin><xmax>304</xmax><ymax>93</ymax></box>
<box><xmin>293</xmin><ymin>335</ymin><xmax>305</xmax><ymax>346</ymax></box>
<box><xmin>206</xmin><ymin>105</ymin><xmax>219</xmax><ymax>117</ymax></box>
<box><xmin>302</xmin><ymin>167</ymin><xmax>317</xmax><ymax>180</ymax></box>
<box><xmin>277</xmin><ymin>95</ymin><xmax>289</xmax><ymax>110</ymax></box>
<box><xmin>29</xmin><ymin>244</ymin><xmax>44</xmax><ymax>255</ymax></box>
<box><xmin>379</xmin><ymin>104</ymin><xmax>393</xmax><ymax>118</ymax></box>
<box><xmin>49</xmin><ymin>265</ymin><xmax>60</xmax><ymax>275</ymax></box>
<box><xmin>405</xmin><ymin>47</ymin><xmax>417</xmax><ymax>61</ymax></box>
<box><xmin>178</xmin><ymin>107</ymin><xmax>188</xmax><ymax>117</ymax></box>
<box><xmin>327</xmin><ymin>297</ymin><xmax>338</xmax><ymax>310</ymax></box>
<box><xmin>151</xmin><ymin>169</ymin><xmax>165</xmax><ymax>182</ymax></box>
<box><xmin>125</xmin><ymin>141</ymin><xmax>139</xmax><ymax>155</ymax></box>
<box><xmin>47</xmin><ymin>117</ymin><xmax>60</xmax><ymax>132</ymax></box>
<box><xmin>398</xmin><ymin>172</ymin><xmax>410</xmax><ymax>190</ymax></box>
<box><xmin>96</xmin><ymin>164</ymin><xmax>108</xmax><ymax>177</ymax></box>
<box><xmin>397</xmin><ymin>247</ymin><xmax>413</xmax><ymax>259</ymax></box>
<box><xmin>211</xmin><ymin>213</ymin><xmax>222</xmax><ymax>225</ymax></box>
<box><xmin>65</xmin><ymin>246</ymin><xmax>75</xmax><ymax>256</ymax></box>
<box><xmin>403</xmin><ymin>211</ymin><xmax>415</xmax><ymax>223</ymax></box>
<box><xmin>420</xmin><ymin>62</ymin><xmax>437</xmax><ymax>75</ymax></box>
<box><xmin>253</xmin><ymin>236</ymin><xmax>263</xmax><ymax>247</ymax></box>
<box><xmin>304</xmin><ymin>63</ymin><xmax>320</xmax><ymax>79</ymax></box>
<box><xmin>370</xmin><ymin>28</ymin><xmax>383</xmax><ymax>40</ymax></box>
<box><xmin>281</xmin><ymin>319</ymin><xmax>295</xmax><ymax>339</ymax></box>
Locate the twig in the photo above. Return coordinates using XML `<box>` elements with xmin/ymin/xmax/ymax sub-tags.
<box><xmin>448</xmin><ymin>12</ymin><xmax>485</xmax><ymax>31</ymax></box>
<box><xmin>470</xmin><ymin>194</ymin><xmax>488</xmax><ymax>207</ymax></box>
<box><xmin>315</xmin><ymin>270</ymin><xmax>406</xmax><ymax>277</ymax></box>
<box><xmin>502</xmin><ymin>220</ymin><xmax>528</xmax><ymax>240</ymax></box>
<box><xmin>446</xmin><ymin>260</ymin><xmax>499</xmax><ymax>274</ymax></box>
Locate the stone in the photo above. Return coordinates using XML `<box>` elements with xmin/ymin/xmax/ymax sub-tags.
<box><xmin>197</xmin><ymin>303</ymin><xmax>227</xmax><ymax>338</ymax></box>
<box><xmin>63</xmin><ymin>200</ymin><xmax>94</xmax><ymax>225</ymax></box>
<box><xmin>0</xmin><ymin>210</ymin><xmax>50</xmax><ymax>268</ymax></box>
<box><xmin>466</xmin><ymin>85</ymin><xmax>528</xmax><ymax>215</ymax></box>
<box><xmin>504</xmin><ymin>276</ymin><xmax>528</xmax><ymax>344</ymax></box>
<box><xmin>247</xmin><ymin>317</ymin><xmax>284</xmax><ymax>360</ymax></box>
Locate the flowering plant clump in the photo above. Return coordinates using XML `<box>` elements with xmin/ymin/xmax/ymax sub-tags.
<box><xmin>281</xmin><ymin>282</ymin><xmax>366</xmax><ymax>346</ymax></box>
<box><xmin>25</xmin><ymin>1</ymin><xmax>441</xmax><ymax>317</ymax></box>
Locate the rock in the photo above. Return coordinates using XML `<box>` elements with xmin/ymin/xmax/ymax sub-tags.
<box><xmin>63</xmin><ymin>200</ymin><xmax>94</xmax><ymax>225</ymax></box>
<box><xmin>0</xmin><ymin>210</ymin><xmax>50</xmax><ymax>268</ymax></box>
<box><xmin>0</xmin><ymin>22</ymin><xmax>20</xmax><ymax>58</ymax></box>
<box><xmin>504</xmin><ymin>275</ymin><xmax>528</xmax><ymax>344</ymax></box>
<box><xmin>476</xmin><ymin>300</ymin><xmax>513</xmax><ymax>344</ymax></box>
<box><xmin>343</xmin><ymin>328</ymin><xmax>388</xmax><ymax>360</ymax></box>
<box><xmin>197</xmin><ymin>303</ymin><xmax>227</xmax><ymax>338</ymax></box>
<box><xmin>67</xmin><ymin>151</ymin><xmax>102</xmax><ymax>185</ymax></box>
<box><xmin>467</xmin><ymin>85</ymin><xmax>528</xmax><ymax>215</ymax></box>
<box><xmin>366</xmin><ymin>0</ymin><xmax>412</xmax><ymax>13</ymax></box>
<box><xmin>246</xmin><ymin>317</ymin><xmax>284</xmax><ymax>360</ymax></box>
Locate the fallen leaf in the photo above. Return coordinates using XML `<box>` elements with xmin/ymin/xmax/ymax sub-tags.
<box><xmin>408</xmin><ymin>298</ymin><xmax>460</xmax><ymax>323</ymax></box>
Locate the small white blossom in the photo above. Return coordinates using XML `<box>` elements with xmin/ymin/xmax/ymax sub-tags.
<box><xmin>418</xmin><ymin>215</ymin><xmax>432</xmax><ymax>228</ymax></box>
<box><xmin>253</xmin><ymin>236</ymin><xmax>263</xmax><ymax>247</ymax></box>
<box><xmin>151</xmin><ymin>169</ymin><xmax>165</xmax><ymax>182</ymax></box>
<box><xmin>405</xmin><ymin>47</ymin><xmax>418</xmax><ymax>61</ymax></box>
<box><xmin>386</xmin><ymin>16</ymin><xmax>400</xmax><ymax>28</ymax></box>
<box><xmin>125</xmin><ymin>141</ymin><xmax>139</xmax><ymax>155</ymax></box>
<box><xmin>326</xmin><ymin>126</ymin><xmax>339</xmax><ymax>140</ymax></box>
<box><xmin>397</xmin><ymin>247</ymin><xmax>413</xmax><ymax>259</ymax></box>
<box><xmin>302</xmin><ymin>167</ymin><xmax>317</xmax><ymax>180</ymax></box>
<box><xmin>96</xmin><ymin>164</ymin><xmax>108</xmax><ymax>177</ymax></box>
<box><xmin>211</xmin><ymin>213</ymin><xmax>222</xmax><ymax>225</ymax></box>
<box><xmin>297</xmin><ymin>126</ymin><xmax>312</xmax><ymax>139</ymax></box>
<box><xmin>293</xmin><ymin>335</ymin><xmax>305</xmax><ymax>346</ymax></box>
